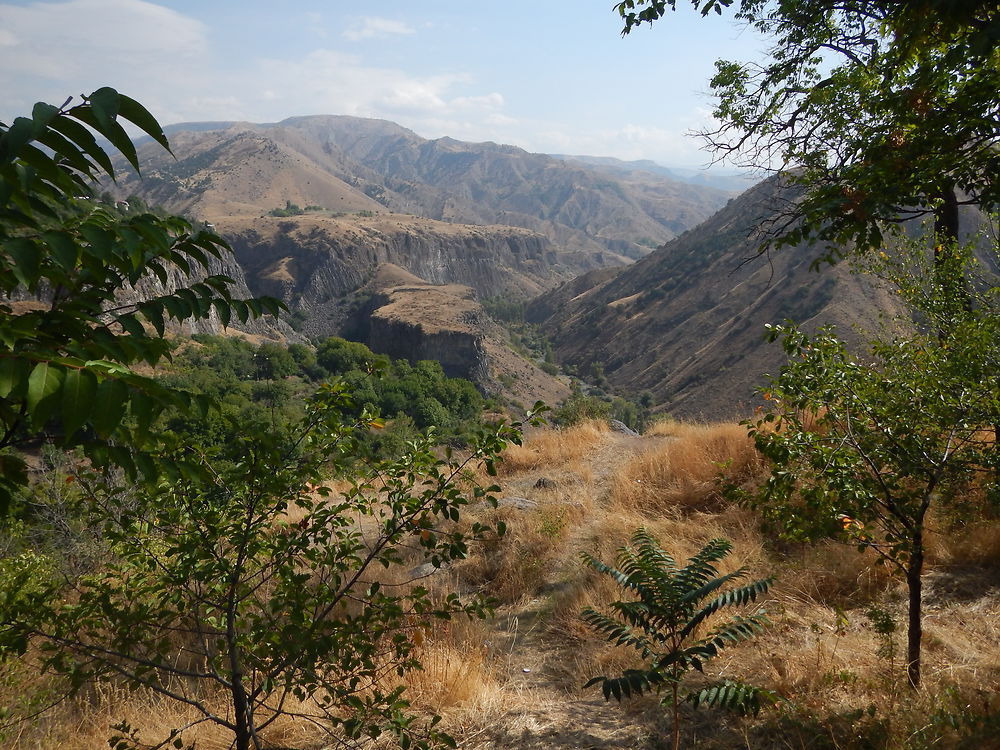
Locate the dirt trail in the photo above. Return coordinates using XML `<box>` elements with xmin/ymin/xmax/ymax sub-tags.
<box><xmin>456</xmin><ymin>429</ymin><xmax>669</xmax><ymax>749</ymax></box>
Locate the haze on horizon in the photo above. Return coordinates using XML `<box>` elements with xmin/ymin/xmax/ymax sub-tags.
<box><xmin>0</xmin><ymin>0</ymin><xmax>766</xmax><ymax>170</ymax></box>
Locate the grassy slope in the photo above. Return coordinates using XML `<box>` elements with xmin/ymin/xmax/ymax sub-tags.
<box><xmin>8</xmin><ymin>421</ymin><xmax>1000</xmax><ymax>749</ymax></box>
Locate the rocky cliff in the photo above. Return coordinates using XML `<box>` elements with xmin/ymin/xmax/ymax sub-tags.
<box><xmin>360</xmin><ymin>265</ymin><xmax>569</xmax><ymax>407</ymax></box>
<box><xmin>218</xmin><ymin>213</ymin><xmax>568</xmax><ymax>340</ymax></box>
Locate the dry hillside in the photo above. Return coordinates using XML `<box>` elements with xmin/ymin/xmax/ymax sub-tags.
<box><xmin>530</xmin><ymin>178</ymin><xmax>908</xmax><ymax>421</ymax></box>
<box><xmin>12</xmin><ymin>420</ymin><xmax>1000</xmax><ymax>749</ymax></box>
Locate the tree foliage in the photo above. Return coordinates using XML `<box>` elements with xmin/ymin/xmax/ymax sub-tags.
<box><xmin>11</xmin><ymin>384</ymin><xmax>539</xmax><ymax>750</ymax></box>
<box><xmin>582</xmin><ymin>530</ymin><xmax>775</xmax><ymax>750</ymax></box>
<box><xmin>615</xmin><ymin>1</ymin><xmax>1000</xmax><ymax>263</ymax></box>
<box><xmin>0</xmin><ymin>89</ymin><xmax>282</xmax><ymax>511</ymax></box>
<box><xmin>746</xmin><ymin>249</ymin><xmax>1000</xmax><ymax>687</ymax></box>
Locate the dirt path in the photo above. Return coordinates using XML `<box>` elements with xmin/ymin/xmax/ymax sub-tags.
<box><xmin>453</xmin><ymin>429</ymin><xmax>669</xmax><ymax>749</ymax></box>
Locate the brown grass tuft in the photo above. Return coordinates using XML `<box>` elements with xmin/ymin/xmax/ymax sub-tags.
<box><xmin>496</xmin><ymin>420</ymin><xmax>606</xmax><ymax>475</ymax></box>
<box><xmin>609</xmin><ymin>422</ymin><xmax>764</xmax><ymax>513</ymax></box>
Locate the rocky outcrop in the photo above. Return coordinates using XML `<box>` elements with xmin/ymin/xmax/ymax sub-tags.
<box><xmin>368</xmin><ymin>313</ymin><xmax>491</xmax><ymax>383</ymax></box>
<box><xmin>227</xmin><ymin>215</ymin><xmax>561</xmax><ymax>303</ymax></box>
<box><xmin>8</xmin><ymin>246</ymin><xmax>294</xmax><ymax>342</ymax></box>
<box><xmin>218</xmin><ymin>213</ymin><xmax>568</xmax><ymax>341</ymax></box>
<box><xmin>356</xmin><ymin>270</ymin><xmax>570</xmax><ymax>407</ymax></box>
<box><xmin>362</xmin><ymin>282</ymin><xmax>491</xmax><ymax>383</ymax></box>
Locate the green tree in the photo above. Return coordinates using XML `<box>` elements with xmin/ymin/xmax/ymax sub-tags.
<box><xmin>0</xmin><ymin>89</ymin><xmax>282</xmax><ymax>511</ymax></box>
<box><xmin>253</xmin><ymin>341</ymin><xmax>297</xmax><ymax>380</ymax></box>
<box><xmin>615</xmin><ymin>1</ymin><xmax>1000</xmax><ymax>268</ymax></box>
<box><xmin>18</xmin><ymin>386</ymin><xmax>539</xmax><ymax>750</ymax></box>
<box><xmin>582</xmin><ymin>530</ymin><xmax>775</xmax><ymax>750</ymax></box>
<box><xmin>317</xmin><ymin>337</ymin><xmax>381</xmax><ymax>375</ymax></box>
<box><xmin>747</xmin><ymin>289</ymin><xmax>1000</xmax><ymax>687</ymax></box>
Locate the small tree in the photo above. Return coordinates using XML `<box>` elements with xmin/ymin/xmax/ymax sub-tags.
<box><xmin>749</xmin><ymin>300</ymin><xmax>1000</xmax><ymax>687</ymax></box>
<box><xmin>582</xmin><ymin>530</ymin><xmax>774</xmax><ymax>750</ymax></box>
<box><xmin>21</xmin><ymin>387</ymin><xmax>540</xmax><ymax>750</ymax></box>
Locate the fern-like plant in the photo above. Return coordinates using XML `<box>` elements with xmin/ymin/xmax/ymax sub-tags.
<box><xmin>581</xmin><ymin>530</ymin><xmax>776</xmax><ymax>750</ymax></box>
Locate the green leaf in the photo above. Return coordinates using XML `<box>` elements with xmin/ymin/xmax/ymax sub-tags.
<box><xmin>0</xmin><ymin>117</ymin><xmax>35</xmax><ymax>163</ymax></box>
<box><xmin>43</xmin><ymin>231</ymin><xmax>80</xmax><ymax>271</ymax></box>
<box><xmin>117</xmin><ymin>94</ymin><xmax>170</xmax><ymax>152</ymax></box>
<box><xmin>61</xmin><ymin>368</ymin><xmax>97</xmax><ymax>439</ymax></box>
<box><xmin>27</xmin><ymin>361</ymin><xmax>64</xmax><ymax>427</ymax></box>
<box><xmin>92</xmin><ymin>377</ymin><xmax>129</xmax><ymax>438</ymax></box>
<box><xmin>76</xmin><ymin>89</ymin><xmax>140</xmax><ymax>173</ymax></box>
<box><xmin>48</xmin><ymin>113</ymin><xmax>115</xmax><ymax>176</ymax></box>
<box><xmin>6</xmin><ymin>238</ymin><xmax>41</xmax><ymax>288</ymax></box>
<box><xmin>0</xmin><ymin>357</ymin><xmax>29</xmax><ymax>399</ymax></box>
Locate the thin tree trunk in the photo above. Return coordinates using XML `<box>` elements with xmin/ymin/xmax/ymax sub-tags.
<box><xmin>934</xmin><ymin>186</ymin><xmax>960</xmax><ymax>246</ymax></box>
<box><xmin>671</xmin><ymin>681</ymin><xmax>681</xmax><ymax>750</ymax></box>
<box><xmin>230</xmin><ymin>652</ymin><xmax>252</xmax><ymax>750</ymax></box>
<box><xmin>933</xmin><ymin>185</ymin><xmax>972</xmax><ymax>321</ymax></box>
<box><xmin>905</xmin><ymin>538</ymin><xmax>924</xmax><ymax>689</ymax></box>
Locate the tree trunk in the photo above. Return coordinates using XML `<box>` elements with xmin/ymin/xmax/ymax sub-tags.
<box><xmin>231</xmin><ymin>676</ymin><xmax>252</xmax><ymax>750</ymax></box>
<box><xmin>228</xmin><ymin>616</ymin><xmax>253</xmax><ymax>750</ymax></box>
<box><xmin>671</xmin><ymin>681</ymin><xmax>681</xmax><ymax>750</ymax></box>
<box><xmin>933</xmin><ymin>185</ymin><xmax>972</xmax><ymax>321</ymax></box>
<box><xmin>934</xmin><ymin>186</ymin><xmax>959</xmax><ymax>246</ymax></box>
<box><xmin>905</xmin><ymin>539</ymin><xmax>924</xmax><ymax>689</ymax></box>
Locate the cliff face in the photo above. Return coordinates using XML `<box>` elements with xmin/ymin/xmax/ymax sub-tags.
<box><xmin>358</xmin><ymin>271</ymin><xmax>570</xmax><ymax>407</ymax></box>
<box><xmin>220</xmin><ymin>213</ymin><xmax>567</xmax><ymax>340</ymax></box>
<box><xmin>8</xmin><ymin>245</ymin><xmax>294</xmax><ymax>342</ymax></box>
<box><xmin>368</xmin><ymin>307</ymin><xmax>490</xmax><ymax>383</ymax></box>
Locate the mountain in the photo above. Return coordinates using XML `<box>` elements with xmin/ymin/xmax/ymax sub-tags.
<box><xmin>122</xmin><ymin>115</ymin><xmax>733</xmax><ymax>266</ymax></box>
<box><xmin>551</xmin><ymin>154</ymin><xmax>758</xmax><ymax>194</ymax></box>
<box><xmin>528</xmin><ymin>177</ymin><xmax>904</xmax><ymax>420</ymax></box>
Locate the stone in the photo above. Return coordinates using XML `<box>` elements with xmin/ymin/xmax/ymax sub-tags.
<box><xmin>497</xmin><ymin>496</ymin><xmax>537</xmax><ymax>510</ymax></box>
<box><xmin>609</xmin><ymin>419</ymin><xmax>639</xmax><ymax>436</ymax></box>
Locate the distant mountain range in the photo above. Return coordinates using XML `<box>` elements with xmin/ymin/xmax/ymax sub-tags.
<box><xmin>550</xmin><ymin>154</ymin><xmax>758</xmax><ymax>194</ymax></box>
<box><xmin>116</xmin><ymin>114</ymin><xmax>932</xmax><ymax>419</ymax></box>
<box><xmin>127</xmin><ymin>115</ymin><xmax>735</xmax><ymax>267</ymax></box>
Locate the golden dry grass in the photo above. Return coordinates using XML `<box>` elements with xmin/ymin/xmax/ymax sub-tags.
<box><xmin>609</xmin><ymin>421</ymin><xmax>764</xmax><ymax>513</ymax></box>
<box><xmin>494</xmin><ymin>419</ymin><xmax>606</xmax><ymax>475</ymax></box>
<box><xmin>9</xmin><ymin>420</ymin><xmax>1000</xmax><ymax>749</ymax></box>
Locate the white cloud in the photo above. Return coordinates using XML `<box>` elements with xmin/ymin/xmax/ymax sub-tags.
<box><xmin>527</xmin><ymin>122</ymin><xmax>712</xmax><ymax>167</ymax></box>
<box><xmin>451</xmin><ymin>93</ymin><xmax>504</xmax><ymax>112</ymax></box>
<box><xmin>342</xmin><ymin>17</ymin><xmax>415</xmax><ymax>42</ymax></box>
<box><xmin>0</xmin><ymin>1</ymin><xmax>714</xmax><ymax>168</ymax></box>
<box><xmin>0</xmin><ymin>0</ymin><xmax>208</xmax><ymax>119</ymax></box>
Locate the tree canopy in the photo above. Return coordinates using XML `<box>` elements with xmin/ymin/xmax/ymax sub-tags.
<box><xmin>615</xmin><ymin>1</ymin><xmax>1000</xmax><ymax>262</ymax></box>
<box><xmin>0</xmin><ymin>88</ymin><xmax>283</xmax><ymax>511</ymax></box>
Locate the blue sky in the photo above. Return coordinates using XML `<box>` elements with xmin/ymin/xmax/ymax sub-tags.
<box><xmin>0</xmin><ymin>0</ymin><xmax>765</xmax><ymax>168</ymax></box>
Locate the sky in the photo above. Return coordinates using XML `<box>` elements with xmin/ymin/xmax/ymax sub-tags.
<box><xmin>0</xmin><ymin>0</ymin><xmax>767</xmax><ymax>169</ymax></box>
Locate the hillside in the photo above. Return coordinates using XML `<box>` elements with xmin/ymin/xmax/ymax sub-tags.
<box><xmin>15</xmin><ymin>419</ymin><xmax>1000</xmax><ymax>749</ymax></box>
<box><xmin>529</xmin><ymin>177</ymin><xmax>904</xmax><ymax>420</ymax></box>
<box><xmin>121</xmin><ymin>115</ymin><xmax>733</xmax><ymax>267</ymax></box>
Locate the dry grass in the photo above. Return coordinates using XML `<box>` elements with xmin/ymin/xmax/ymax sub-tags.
<box><xmin>9</xmin><ymin>420</ymin><xmax>1000</xmax><ymax>749</ymax></box>
<box><xmin>495</xmin><ymin>420</ymin><xmax>606</xmax><ymax>475</ymax></box>
<box><xmin>609</xmin><ymin>421</ymin><xmax>763</xmax><ymax>513</ymax></box>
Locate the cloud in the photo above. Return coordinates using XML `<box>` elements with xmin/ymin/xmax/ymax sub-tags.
<box><xmin>0</xmin><ymin>2</ymin><xmax>498</xmax><ymax>132</ymax></box>
<box><xmin>342</xmin><ymin>17</ymin><xmax>415</xmax><ymax>42</ymax></box>
<box><xmin>0</xmin><ymin>0</ymin><xmax>208</xmax><ymax>118</ymax></box>
<box><xmin>0</xmin><ymin>1</ymin><xmax>714</xmax><ymax>168</ymax></box>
